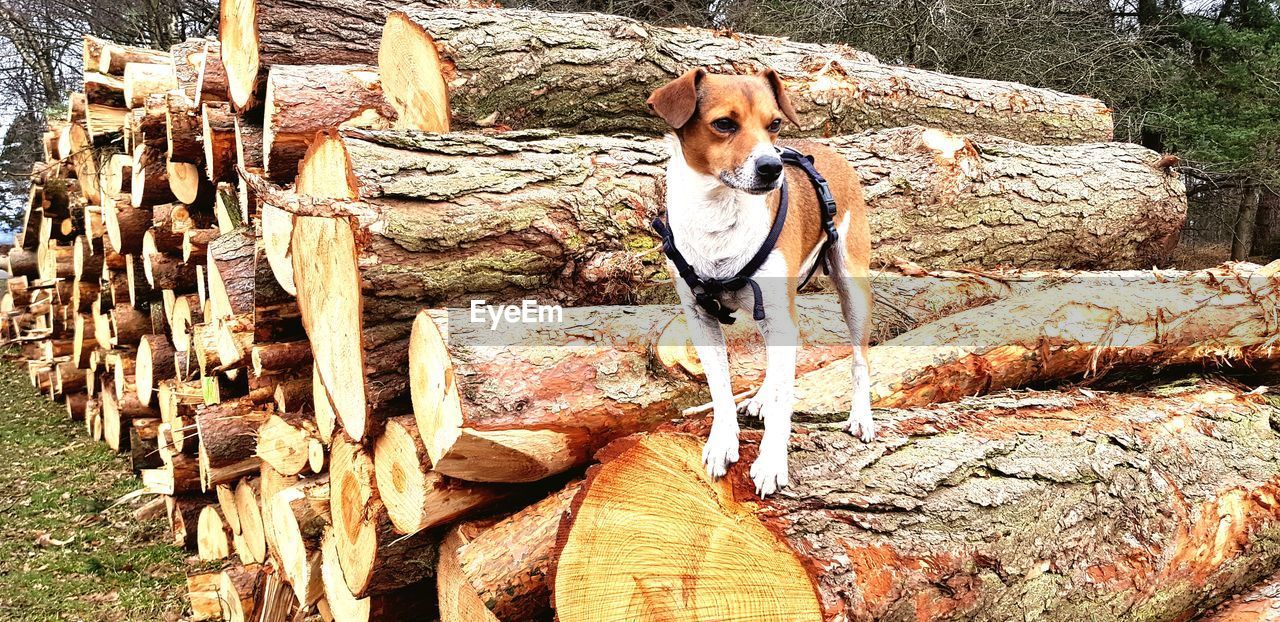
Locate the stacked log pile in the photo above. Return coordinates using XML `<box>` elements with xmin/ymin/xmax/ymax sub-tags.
<box><xmin>6</xmin><ymin>2</ymin><xmax>1280</xmax><ymax>621</ymax></box>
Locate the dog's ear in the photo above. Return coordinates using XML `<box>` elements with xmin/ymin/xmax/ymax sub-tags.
<box><xmin>759</xmin><ymin>68</ymin><xmax>800</xmax><ymax>127</ymax></box>
<box><xmin>647</xmin><ymin>68</ymin><xmax>705</xmax><ymax>129</ymax></box>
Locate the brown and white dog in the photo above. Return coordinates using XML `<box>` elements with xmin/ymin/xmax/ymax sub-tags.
<box><xmin>648</xmin><ymin>68</ymin><xmax>875</xmax><ymax>496</ymax></box>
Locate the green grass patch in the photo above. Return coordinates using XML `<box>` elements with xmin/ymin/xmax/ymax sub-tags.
<box><xmin>0</xmin><ymin>354</ymin><xmax>188</xmax><ymax>621</ymax></box>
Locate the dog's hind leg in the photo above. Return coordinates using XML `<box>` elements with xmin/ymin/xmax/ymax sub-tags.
<box><xmin>825</xmin><ymin>238</ymin><xmax>876</xmax><ymax>442</ymax></box>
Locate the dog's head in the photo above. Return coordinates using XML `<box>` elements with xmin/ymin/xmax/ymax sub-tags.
<box><xmin>648</xmin><ymin>68</ymin><xmax>801</xmax><ymax>194</ymax></box>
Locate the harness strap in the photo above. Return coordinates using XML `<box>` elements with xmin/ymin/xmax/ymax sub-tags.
<box><xmin>780</xmin><ymin>147</ymin><xmax>840</xmax><ymax>289</ymax></box>
<box><xmin>653</xmin><ymin>146</ymin><xmax>839</xmax><ymax>325</ymax></box>
<box><xmin>651</xmin><ymin>178</ymin><xmax>787</xmax><ymax>324</ymax></box>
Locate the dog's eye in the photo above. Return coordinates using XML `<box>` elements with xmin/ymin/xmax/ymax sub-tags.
<box><xmin>768</xmin><ymin>118</ymin><xmax>782</xmax><ymax>133</ymax></box>
<box><xmin>711</xmin><ymin>118</ymin><xmax>738</xmax><ymax>133</ymax></box>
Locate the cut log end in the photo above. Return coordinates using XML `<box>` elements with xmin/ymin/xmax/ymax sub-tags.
<box><xmin>380</xmin><ymin>12</ymin><xmax>450</xmax><ymax>133</ymax></box>
<box><xmin>219</xmin><ymin>0</ymin><xmax>260</xmax><ymax>110</ymax></box>
<box><xmin>552</xmin><ymin>433</ymin><xmax>821</xmax><ymax>622</ymax></box>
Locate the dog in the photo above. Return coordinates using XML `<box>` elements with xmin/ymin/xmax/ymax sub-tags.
<box><xmin>648</xmin><ymin>68</ymin><xmax>875</xmax><ymax>496</ymax></box>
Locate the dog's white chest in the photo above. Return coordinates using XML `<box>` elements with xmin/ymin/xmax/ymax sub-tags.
<box><xmin>664</xmin><ymin>154</ymin><xmax>773</xmax><ymax>281</ymax></box>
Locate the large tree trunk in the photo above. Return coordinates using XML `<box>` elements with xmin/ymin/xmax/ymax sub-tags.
<box><xmin>277</xmin><ymin>128</ymin><xmax>1183</xmax><ymax>312</ymax></box>
<box><xmin>380</xmin><ymin>8</ymin><xmax>1112</xmax><ymax>144</ymax></box>
<box><xmin>218</xmin><ymin>0</ymin><xmax>456</xmax><ymax>110</ymax></box>
<box><xmin>1234</xmin><ymin>184</ymin><xmax>1262</xmax><ymax>261</ymax></box>
<box><xmin>790</xmin><ymin>260</ymin><xmax>1280</xmax><ymax>414</ymax></box>
<box><xmin>553</xmin><ymin>382</ymin><xmax>1280</xmax><ymax>622</ymax></box>
<box><xmin>1252</xmin><ymin>187</ymin><xmax>1280</xmax><ymax>259</ymax></box>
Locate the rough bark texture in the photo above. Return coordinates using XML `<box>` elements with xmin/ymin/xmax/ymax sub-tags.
<box><xmin>383</xmin><ymin>8</ymin><xmax>1111</xmax><ymax>144</ymax></box>
<box><xmin>409</xmin><ymin>298</ymin><xmax>855</xmax><ymax>482</ymax></box>
<box><xmin>263</xmin><ymin>64</ymin><xmax>394</xmax><ymax>182</ymax></box>
<box><xmin>278</xmin><ymin>129</ymin><xmax>1183</xmax><ymax>316</ymax></box>
<box><xmin>554</xmin><ymin>384</ymin><xmax>1280</xmax><ymax>622</ymax></box>
<box><xmin>792</xmin><ymin>261</ymin><xmax>1280</xmax><ymax>414</ymax></box>
<box><xmin>438</xmin><ymin>483</ymin><xmax>581</xmax><ymax>622</ymax></box>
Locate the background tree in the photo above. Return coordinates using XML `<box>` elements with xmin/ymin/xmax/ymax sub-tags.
<box><xmin>0</xmin><ymin>0</ymin><xmax>215</xmax><ymax>235</ymax></box>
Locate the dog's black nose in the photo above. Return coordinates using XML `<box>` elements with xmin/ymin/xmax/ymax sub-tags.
<box><xmin>755</xmin><ymin>156</ymin><xmax>783</xmax><ymax>183</ymax></box>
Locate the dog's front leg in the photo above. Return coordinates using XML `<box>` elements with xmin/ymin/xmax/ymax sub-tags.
<box><xmin>675</xmin><ymin>288</ymin><xmax>740</xmax><ymax>479</ymax></box>
<box><xmin>748</xmin><ymin>279</ymin><xmax>799</xmax><ymax>497</ymax></box>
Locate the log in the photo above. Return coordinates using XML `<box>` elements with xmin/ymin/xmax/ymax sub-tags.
<box><xmin>234</xmin><ymin>477</ymin><xmax>267</xmax><ymax>564</ymax></box>
<box><xmin>553</xmin><ymin>383</ymin><xmax>1280</xmax><ymax>622</ymax></box>
<box><xmin>186</xmin><ymin>571</ymin><xmax>223</xmax><ymax>621</ymax></box>
<box><xmin>131</xmin><ymin>144</ymin><xmax>176</xmax><ymax>207</ymax></box>
<box><xmin>122</xmin><ymin>62</ymin><xmax>178</xmax><ymax>109</ymax></box>
<box><xmin>279</xmin><ymin>127</ymin><xmax>1183</xmax><ymax>312</ymax></box>
<box><xmin>437</xmin><ymin>484</ymin><xmax>580</xmax><ymax>622</ymax></box>
<box><xmin>195</xmin><ymin>398</ymin><xmax>270</xmax><ymax>468</ymax></box>
<box><xmin>202</xmin><ymin>102</ymin><xmax>237</xmax><ymax>182</ymax></box>
<box><xmin>167</xmin><ymin>494</ymin><xmax>212</xmax><ymax>548</ymax></box>
<box><xmin>256</xmin><ymin>412</ymin><xmax>316</xmax><ymax>476</ymax></box>
<box><xmin>135</xmin><ymin>334</ymin><xmax>176</xmax><ymax>405</ymax></box>
<box><xmin>197</xmin><ymin>505</ymin><xmax>232</xmax><ymax>560</ymax></box>
<box><xmin>100</xmin><ymin>44</ymin><xmax>170</xmax><ymax>76</ymax></box>
<box><xmin>268</xmin><ymin>475</ymin><xmax>329</xmax><ymax>606</ymax></box>
<box><xmin>282</xmin><ymin>131</ymin><xmax>1176</xmax><ymax>443</ymax></box>
<box><xmin>218</xmin><ymin>0</ymin><xmax>454</xmax><ymax>110</ymax></box>
<box><xmin>250</xmin><ymin>340</ymin><xmax>310</xmax><ymax>376</ymax></box>
<box><xmin>129</xmin><ymin>418</ymin><xmax>162</xmax><ymax>472</ymax></box>
<box><xmin>218</xmin><ymin>563</ymin><xmax>263</xmax><ymax>622</ymax></box>
<box><xmin>381</xmin><ymin>8</ymin><xmax>1111</xmax><ymax>143</ymax></box>
<box><xmin>329</xmin><ymin>435</ymin><xmax>439</xmax><ymax>598</ymax></box>
<box><xmin>165</xmin><ymin>92</ymin><xmax>203</xmax><ymax>164</ymax></box>
<box><xmin>406</xmin><ymin>262</ymin><xmax>1050</xmax><ymax>483</ymax></box>
<box><xmin>196</xmin><ymin>40</ymin><xmax>228</xmax><ymax>106</ymax></box>
<box><xmin>792</xmin><ymin>260</ymin><xmax>1280</xmax><ymax>414</ymax></box>
<box><xmin>321</xmin><ymin>527</ymin><xmax>438</xmax><ymax>622</ymax></box>
<box><xmin>263</xmin><ymin>64</ymin><xmax>394</xmax><ymax>182</ymax></box>
<box><xmin>371</xmin><ymin>415</ymin><xmax>507</xmax><ymax>534</ymax></box>
<box><xmin>171</xmin><ymin>38</ymin><xmax>206</xmax><ymax>100</ymax></box>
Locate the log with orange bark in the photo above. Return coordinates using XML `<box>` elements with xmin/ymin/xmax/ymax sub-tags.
<box><xmin>791</xmin><ymin>260</ymin><xmax>1280</xmax><ymax>414</ymax></box>
<box><xmin>552</xmin><ymin>381</ymin><xmax>1280</xmax><ymax>622</ymax></box>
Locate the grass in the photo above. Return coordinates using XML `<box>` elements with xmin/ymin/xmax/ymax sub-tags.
<box><xmin>0</xmin><ymin>353</ymin><xmax>188</xmax><ymax>621</ymax></box>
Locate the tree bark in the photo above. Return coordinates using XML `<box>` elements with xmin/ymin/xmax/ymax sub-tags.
<box><xmin>381</xmin><ymin>8</ymin><xmax>1111</xmax><ymax>144</ymax></box>
<box><xmin>218</xmin><ymin>0</ymin><xmax>456</xmax><ymax>110</ymax></box>
<box><xmin>195</xmin><ymin>398</ymin><xmax>270</xmax><ymax>468</ymax></box>
<box><xmin>1234</xmin><ymin>184</ymin><xmax>1262</xmax><ymax>261</ymax></box>
<box><xmin>790</xmin><ymin>261</ymin><xmax>1280</xmax><ymax>414</ymax></box>
<box><xmin>1197</xmin><ymin>570</ymin><xmax>1280</xmax><ymax>621</ymax></box>
<box><xmin>438</xmin><ymin>483</ymin><xmax>581</xmax><ymax>622</ymax></box>
<box><xmin>263</xmin><ymin>64</ymin><xmax>394</xmax><ymax>182</ymax></box>
<box><xmin>278</xmin><ymin>128</ymin><xmax>1183</xmax><ymax>314</ymax></box>
<box><xmin>1252</xmin><ymin>187</ymin><xmax>1280</xmax><ymax>259</ymax></box>
<box><xmin>554</xmin><ymin>383</ymin><xmax>1280</xmax><ymax>622</ymax></box>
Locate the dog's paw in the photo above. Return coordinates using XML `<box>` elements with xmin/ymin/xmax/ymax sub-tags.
<box><xmin>702</xmin><ymin>427</ymin><xmax>740</xmax><ymax>479</ymax></box>
<box><xmin>749</xmin><ymin>444</ymin><xmax>789</xmax><ymax>497</ymax></box>
<box><xmin>737</xmin><ymin>393</ymin><xmax>767</xmax><ymax>419</ymax></box>
<box><xmin>843</xmin><ymin>401</ymin><xmax>875</xmax><ymax>443</ymax></box>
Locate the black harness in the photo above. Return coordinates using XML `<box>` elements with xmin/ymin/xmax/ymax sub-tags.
<box><xmin>651</xmin><ymin>147</ymin><xmax>840</xmax><ymax>325</ymax></box>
